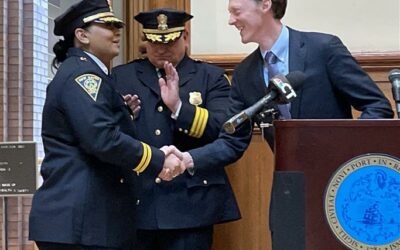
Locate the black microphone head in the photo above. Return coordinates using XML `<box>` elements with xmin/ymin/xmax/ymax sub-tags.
<box><xmin>285</xmin><ymin>71</ymin><xmax>306</xmax><ymax>90</ymax></box>
<box><xmin>388</xmin><ymin>69</ymin><xmax>400</xmax><ymax>83</ymax></box>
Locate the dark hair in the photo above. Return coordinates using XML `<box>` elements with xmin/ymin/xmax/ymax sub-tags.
<box><xmin>51</xmin><ymin>36</ymin><xmax>74</xmax><ymax>70</ymax></box>
<box><xmin>272</xmin><ymin>0</ymin><xmax>287</xmax><ymax>19</ymax></box>
<box><xmin>254</xmin><ymin>0</ymin><xmax>287</xmax><ymax>19</ymax></box>
<box><xmin>51</xmin><ymin>23</ymin><xmax>92</xmax><ymax>70</ymax></box>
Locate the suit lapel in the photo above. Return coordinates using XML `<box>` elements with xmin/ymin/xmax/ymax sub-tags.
<box><xmin>288</xmin><ymin>28</ymin><xmax>306</xmax><ymax>118</ymax></box>
<box><xmin>247</xmin><ymin>49</ymin><xmax>269</xmax><ymax>104</ymax></box>
<box><xmin>136</xmin><ymin>60</ymin><xmax>161</xmax><ymax>97</ymax></box>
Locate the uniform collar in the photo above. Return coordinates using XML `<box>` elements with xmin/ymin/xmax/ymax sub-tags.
<box><xmin>83</xmin><ymin>51</ymin><xmax>109</xmax><ymax>75</ymax></box>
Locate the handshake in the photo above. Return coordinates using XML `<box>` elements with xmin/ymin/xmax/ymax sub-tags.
<box><xmin>158</xmin><ymin>145</ymin><xmax>193</xmax><ymax>181</ymax></box>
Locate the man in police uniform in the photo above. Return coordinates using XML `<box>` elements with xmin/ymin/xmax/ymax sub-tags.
<box><xmin>113</xmin><ymin>8</ymin><xmax>241</xmax><ymax>250</ymax></box>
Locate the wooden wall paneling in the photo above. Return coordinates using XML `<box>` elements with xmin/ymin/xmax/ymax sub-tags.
<box><xmin>148</xmin><ymin>0</ymin><xmax>188</xmax><ymax>9</ymax></box>
<box><xmin>212</xmin><ymin>134</ymin><xmax>273</xmax><ymax>250</ymax></box>
<box><xmin>123</xmin><ymin>0</ymin><xmax>148</xmax><ymax>61</ymax></box>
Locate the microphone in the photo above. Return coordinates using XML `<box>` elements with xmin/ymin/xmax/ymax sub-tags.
<box><xmin>223</xmin><ymin>71</ymin><xmax>305</xmax><ymax>134</ymax></box>
<box><xmin>388</xmin><ymin>69</ymin><xmax>400</xmax><ymax>118</ymax></box>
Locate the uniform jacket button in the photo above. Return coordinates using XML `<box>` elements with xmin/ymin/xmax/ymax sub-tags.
<box><xmin>120</xmin><ymin>178</ymin><xmax>124</xmax><ymax>183</ymax></box>
<box><xmin>178</xmin><ymin>128</ymin><xmax>183</xmax><ymax>132</ymax></box>
<box><xmin>130</xmin><ymin>115</ymin><xmax>134</xmax><ymax>120</ymax></box>
<box><xmin>203</xmin><ymin>180</ymin><xmax>208</xmax><ymax>185</ymax></box>
<box><xmin>155</xmin><ymin>177</ymin><xmax>161</xmax><ymax>184</ymax></box>
<box><xmin>155</xmin><ymin>129</ymin><xmax>161</xmax><ymax>136</ymax></box>
<box><xmin>184</xmin><ymin>129</ymin><xmax>189</xmax><ymax>134</ymax></box>
<box><xmin>136</xmin><ymin>199</ymin><xmax>140</xmax><ymax>205</ymax></box>
<box><xmin>157</xmin><ymin>106</ymin><xmax>164</xmax><ymax>112</ymax></box>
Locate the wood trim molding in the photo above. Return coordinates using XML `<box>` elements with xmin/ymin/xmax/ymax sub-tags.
<box><xmin>123</xmin><ymin>0</ymin><xmax>149</xmax><ymax>60</ymax></box>
<box><xmin>352</xmin><ymin>51</ymin><xmax>400</xmax><ymax>71</ymax></box>
<box><xmin>192</xmin><ymin>51</ymin><xmax>400</xmax><ymax>74</ymax></box>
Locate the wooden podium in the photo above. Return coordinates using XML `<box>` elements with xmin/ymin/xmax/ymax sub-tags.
<box><xmin>272</xmin><ymin>119</ymin><xmax>400</xmax><ymax>250</ymax></box>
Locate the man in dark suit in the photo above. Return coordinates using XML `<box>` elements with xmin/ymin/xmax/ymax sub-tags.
<box><xmin>112</xmin><ymin>8</ymin><xmax>240</xmax><ymax>250</ymax></box>
<box><xmin>183</xmin><ymin>0</ymin><xmax>393</xmax><ymax>177</ymax></box>
<box><xmin>180</xmin><ymin>0</ymin><xmax>394</xmax><ymax>248</ymax></box>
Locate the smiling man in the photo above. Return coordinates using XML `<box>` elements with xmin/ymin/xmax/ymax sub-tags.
<box><xmin>180</xmin><ymin>0</ymin><xmax>393</xmax><ymax>249</ymax></box>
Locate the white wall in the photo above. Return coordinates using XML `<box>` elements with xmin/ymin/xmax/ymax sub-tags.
<box><xmin>191</xmin><ymin>0</ymin><xmax>400</xmax><ymax>54</ymax></box>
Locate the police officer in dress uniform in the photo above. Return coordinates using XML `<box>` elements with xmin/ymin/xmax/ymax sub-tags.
<box><xmin>112</xmin><ymin>8</ymin><xmax>241</xmax><ymax>250</ymax></box>
<box><xmin>29</xmin><ymin>1</ymin><xmax>184</xmax><ymax>250</ymax></box>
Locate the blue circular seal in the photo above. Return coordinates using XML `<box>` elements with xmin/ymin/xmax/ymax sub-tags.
<box><xmin>324</xmin><ymin>154</ymin><xmax>400</xmax><ymax>250</ymax></box>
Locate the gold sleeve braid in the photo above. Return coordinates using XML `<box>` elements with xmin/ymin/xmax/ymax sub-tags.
<box><xmin>133</xmin><ymin>142</ymin><xmax>152</xmax><ymax>175</ymax></box>
<box><xmin>189</xmin><ymin>107</ymin><xmax>209</xmax><ymax>138</ymax></box>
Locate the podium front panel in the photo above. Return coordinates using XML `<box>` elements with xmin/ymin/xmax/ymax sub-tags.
<box><xmin>273</xmin><ymin>119</ymin><xmax>400</xmax><ymax>250</ymax></box>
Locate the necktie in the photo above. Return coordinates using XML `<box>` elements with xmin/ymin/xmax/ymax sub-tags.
<box><xmin>265</xmin><ymin>52</ymin><xmax>291</xmax><ymax>119</ymax></box>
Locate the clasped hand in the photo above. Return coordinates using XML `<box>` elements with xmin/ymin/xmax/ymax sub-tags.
<box><xmin>159</xmin><ymin>145</ymin><xmax>186</xmax><ymax>181</ymax></box>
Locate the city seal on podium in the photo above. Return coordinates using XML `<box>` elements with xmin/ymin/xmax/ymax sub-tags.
<box><xmin>324</xmin><ymin>154</ymin><xmax>400</xmax><ymax>250</ymax></box>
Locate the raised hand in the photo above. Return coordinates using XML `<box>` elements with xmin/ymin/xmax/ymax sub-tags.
<box><xmin>123</xmin><ymin>94</ymin><xmax>141</xmax><ymax>119</ymax></box>
<box><xmin>159</xmin><ymin>61</ymin><xmax>181</xmax><ymax>113</ymax></box>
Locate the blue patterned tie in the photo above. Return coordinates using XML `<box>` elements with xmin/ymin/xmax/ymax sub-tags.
<box><xmin>265</xmin><ymin>52</ymin><xmax>291</xmax><ymax>119</ymax></box>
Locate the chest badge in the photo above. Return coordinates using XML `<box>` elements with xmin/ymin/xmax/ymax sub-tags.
<box><xmin>189</xmin><ymin>92</ymin><xmax>202</xmax><ymax>106</ymax></box>
<box><xmin>75</xmin><ymin>74</ymin><xmax>102</xmax><ymax>101</ymax></box>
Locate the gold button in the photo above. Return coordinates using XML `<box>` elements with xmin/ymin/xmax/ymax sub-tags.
<box><xmin>120</xmin><ymin>178</ymin><xmax>124</xmax><ymax>183</ymax></box>
<box><xmin>155</xmin><ymin>177</ymin><xmax>161</xmax><ymax>184</ymax></box>
<box><xmin>184</xmin><ymin>129</ymin><xmax>189</xmax><ymax>134</ymax></box>
<box><xmin>203</xmin><ymin>180</ymin><xmax>208</xmax><ymax>185</ymax></box>
<box><xmin>136</xmin><ymin>199</ymin><xmax>140</xmax><ymax>205</ymax></box>
<box><xmin>157</xmin><ymin>106</ymin><xmax>164</xmax><ymax>112</ymax></box>
<box><xmin>155</xmin><ymin>129</ymin><xmax>161</xmax><ymax>136</ymax></box>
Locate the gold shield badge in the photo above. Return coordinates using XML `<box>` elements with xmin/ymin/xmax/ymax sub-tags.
<box><xmin>189</xmin><ymin>92</ymin><xmax>202</xmax><ymax>106</ymax></box>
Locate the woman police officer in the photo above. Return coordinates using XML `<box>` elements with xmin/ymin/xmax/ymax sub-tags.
<box><xmin>29</xmin><ymin>1</ymin><xmax>183</xmax><ymax>249</ymax></box>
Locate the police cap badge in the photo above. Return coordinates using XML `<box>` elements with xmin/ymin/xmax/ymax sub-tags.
<box><xmin>134</xmin><ymin>8</ymin><xmax>193</xmax><ymax>44</ymax></box>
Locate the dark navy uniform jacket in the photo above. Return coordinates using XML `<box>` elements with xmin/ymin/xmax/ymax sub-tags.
<box><xmin>29</xmin><ymin>48</ymin><xmax>165</xmax><ymax>248</ymax></box>
<box><xmin>112</xmin><ymin>55</ymin><xmax>241</xmax><ymax>229</ymax></box>
<box><xmin>188</xmin><ymin>27</ymin><xmax>393</xmax><ymax>173</ymax></box>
